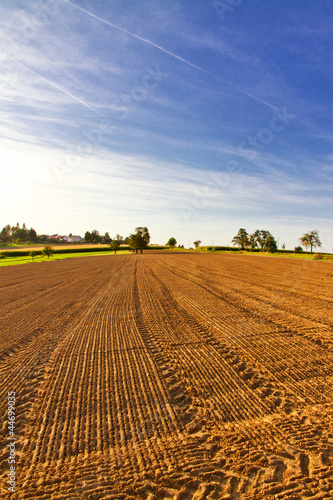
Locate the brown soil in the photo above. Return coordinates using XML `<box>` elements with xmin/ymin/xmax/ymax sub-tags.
<box><xmin>1</xmin><ymin>253</ymin><xmax>333</xmax><ymax>499</ymax></box>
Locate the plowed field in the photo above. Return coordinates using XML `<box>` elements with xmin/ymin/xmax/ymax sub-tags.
<box><xmin>1</xmin><ymin>253</ymin><xmax>333</xmax><ymax>499</ymax></box>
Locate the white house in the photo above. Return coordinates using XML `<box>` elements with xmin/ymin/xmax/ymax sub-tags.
<box><xmin>69</xmin><ymin>235</ymin><xmax>83</xmax><ymax>243</ymax></box>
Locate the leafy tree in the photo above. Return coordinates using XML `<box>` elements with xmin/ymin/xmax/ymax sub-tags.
<box><xmin>38</xmin><ymin>234</ymin><xmax>50</xmax><ymax>244</ymax></box>
<box><xmin>128</xmin><ymin>234</ymin><xmax>140</xmax><ymax>253</ymax></box>
<box><xmin>103</xmin><ymin>232</ymin><xmax>112</xmax><ymax>244</ymax></box>
<box><xmin>167</xmin><ymin>237</ymin><xmax>177</xmax><ymax>247</ymax></box>
<box><xmin>250</xmin><ymin>229</ymin><xmax>278</xmax><ymax>252</ymax></box>
<box><xmin>84</xmin><ymin>231</ymin><xmax>92</xmax><ymax>243</ymax></box>
<box><xmin>252</xmin><ymin>229</ymin><xmax>270</xmax><ymax>250</ymax></box>
<box><xmin>0</xmin><ymin>225</ymin><xmax>11</xmax><ymax>243</ymax></box>
<box><xmin>193</xmin><ymin>240</ymin><xmax>201</xmax><ymax>248</ymax></box>
<box><xmin>29</xmin><ymin>250</ymin><xmax>37</xmax><ymax>260</ymax></box>
<box><xmin>91</xmin><ymin>229</ymin><xmax>102</xmax><ymax>244</ymax></box>
<box><xmin>263</xmin><ymin>234</ymin><xmax>278</xmax><ymax>253</ymax></box>
<box><xmin>115</xmin><ymin>234</ymin><xmax>124</xmax><ymax>244</ymax></box>
<box><xmin>84</xmin><ymin>230</ymin><xmax>102</xmax><ymax>243</ymax></box>
<box><xmin>248</xmin><ymin>233</ymin><xmax>258</xmax><ymax>250</ymax></box>
<box><xmin>12</xmin><ymin>227</ymin><xmax>29</xmax><ymax>242</ymax></box>
<box><xmin>28</xmin><ymin>228</ymin><xmax>38</xmax><ymax>242</ymax></box>
<box><xmin>42</xmin><ymin>245</ymin><xmax>54</xmax><ymax>259</ymax></box>
<box><xmin>109</xmin><ymin>241</ymin><xmax>120</xmax><ymax>253</ymax></box>
<box><xmin>232</xmin><ymin>228</ymin><xmax>249</xmax><ymax>250</ymax></box>
<box><xmin>299</xmin><ymin>230</ymin><xmax>322</xmax><ymax>253</ymax></box>
<box><xmin>129</xmin><ymin>227</ymin><xmax>150</xmax><ymax>253</ymax></box>
<box><xmin>294</xmin><ymin>245</ymin><xmax>303</xmax><ymax>253</ymax></box>
<box><xmin>281</xmin><ymin>243</ymin><xmax>286</xmax><ymax>250</ymax></box>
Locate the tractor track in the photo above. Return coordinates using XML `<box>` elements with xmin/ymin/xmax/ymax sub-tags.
<box><xmin>1</xmin><ymin>253</ymin><xmax>332</xmax><ymax>499</ymax></box>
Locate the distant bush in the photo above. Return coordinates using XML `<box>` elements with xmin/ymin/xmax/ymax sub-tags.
<box><xmin>313</xmin><ymin>253</ymin><xmax>323</xmax><ymax>260</ymax></box>
<box><xmin>29</xmin><ymin>251</ymin><xmax>37</xmax><ymax>260</ymax></box>
<box><xmin>42</xmin><ymin>246</ymin><xmax>55</xmax><ymax>259</ymax></box>
<box><xmin>109</xmin><ymin>241</ymin><xmax>120</xmax><ymax>253</ymax></box>
<box><xmin>294</xmin><ymin>246</ymin><xmax>303</xmax><ymax>253</ymax></box>
<box><xmin>166</xmin><ymin>237</ymin><xmax>177</xmax><ymax>247</ymax></box>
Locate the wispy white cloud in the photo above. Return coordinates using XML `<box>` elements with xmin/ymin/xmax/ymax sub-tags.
<box><xmin>0</xmin><ymin>135</ymin><xmax>331</xmax><ymax>249</ymax></box>
<box><xmin>0</xmin><ymin>1</ymin><xmax>331</xmax><ymax>249</ymax></box>
<box><xmin>0</xmin><ymin>50</ymin><xmax>103</xmax><ymax>115</ymax></box>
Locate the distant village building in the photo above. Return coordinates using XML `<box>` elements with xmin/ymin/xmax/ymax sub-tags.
<box><xmin>69</xmin><ymin>235</ymin><xmax>83</xmax><ymax>243</ymax></box>
<box><xmin>50</xmin><ymin>234</ymin><xmax>82</xmax><ymax>243</ymax></box>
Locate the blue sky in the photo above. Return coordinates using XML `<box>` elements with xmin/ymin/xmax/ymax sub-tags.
<box><xmin>1</xmin><ymin>0</ymin><xmax>332</xmax><ymax>250</ymax></box>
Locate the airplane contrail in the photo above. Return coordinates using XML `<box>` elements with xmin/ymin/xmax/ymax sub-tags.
<box><xmin>61</xmin><ymin>1</ymin><xmax>279</xmax><ymax>113</ymax></box>
<box><xmin>61</xmin><ymin>0</ymin><xmax>205</xmax><ymax>73</ymax></box>
<box><xmin>0</xmin><ymin>51</ymin><xmax>103</xmax><ymax>116</ymax></box>
<box><xmin>225</xmin><ymin>81</ymin><xmax>279</xmax><ymax>112</ymax></box>
<box><xmin>242</xmin><ymin>90</ymin><xmax>279</xmax><ymax>112</ymax></box>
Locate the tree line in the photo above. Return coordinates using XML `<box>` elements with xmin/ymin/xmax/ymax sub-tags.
<box><xmin>0</xmin><ymin>223</ymin><xmax>79</xmax><ymax>244</ymax></box>
<box><xmin>232</xmin><ymin>228</ymin><xmax>322</xmax><ymax>253</ymax></box>
<box><xmin>84</xmin><ymin>230</ymin><xmax>125</xmax><ymax>245</ymax></box>
<box><xmin>0</xmin><ymin>223</ymin><xmax>38</xmax><ymax>244</ymax></box>
<box><xmin>1</xmin><ymin>223</ymin><xmax>324</xmax><ymax>254</ymax></box>
<box><xmin>0</xmin><ymin>224</ymin><xmax>149</xmax><ymax>249</ymax></box>
<box><xmin>40</xmin><ymin>228</ymin><xmax>151</xmax><ymax>257</ymax></box>
<box><xmin>108</xmin><ymin>227</ymin><xmax>151</xmax><ymax>253</ymax></box>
